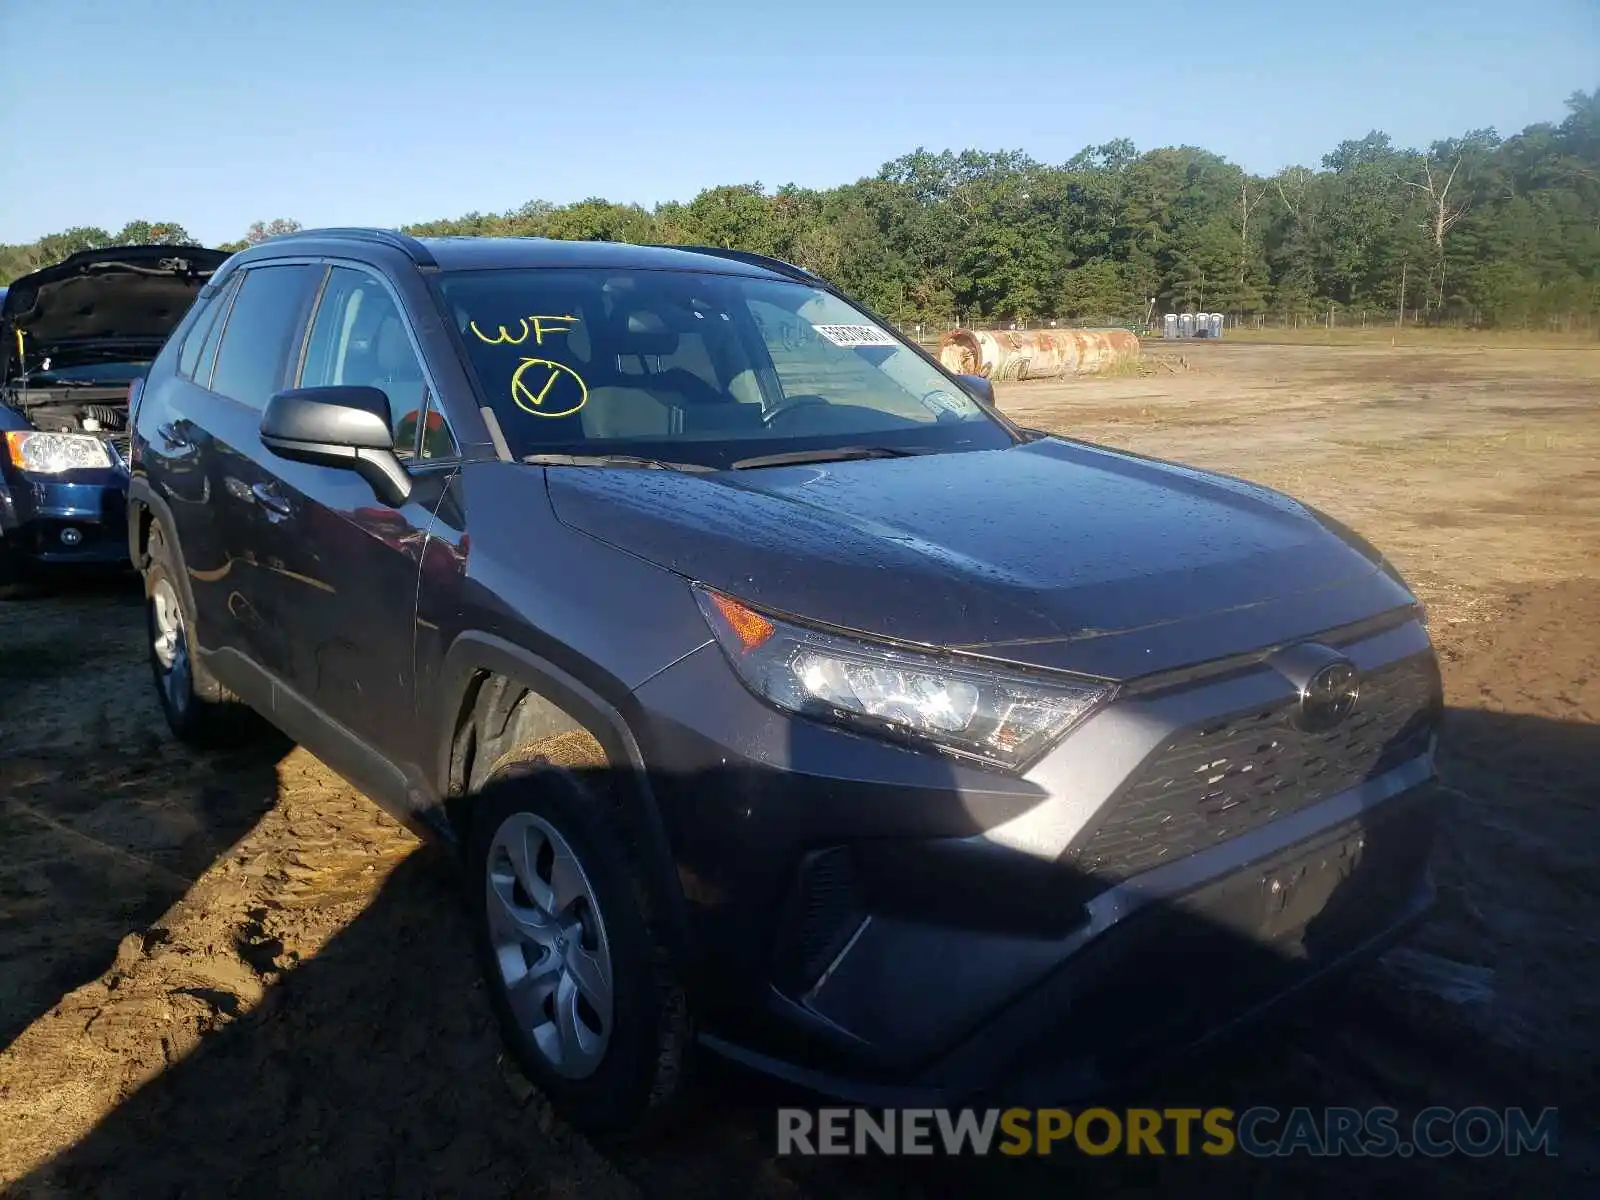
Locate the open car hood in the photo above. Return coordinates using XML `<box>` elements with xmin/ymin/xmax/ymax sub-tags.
<box><xmin>1</xmin><ymin>244</ymin><xmax>230</xmax><ymax>380</ymax></box>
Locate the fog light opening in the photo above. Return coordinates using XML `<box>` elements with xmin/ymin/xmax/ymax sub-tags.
<box><xmin>59</xmin><ymin>527</ymin><xmax>84</xmax><ymax>547</ymax></box>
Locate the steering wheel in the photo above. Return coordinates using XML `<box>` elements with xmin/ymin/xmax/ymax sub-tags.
<box><xmin>761</xmin><ymin>394</ymin><xmax>829</xmax><ymax>427</ymax></box>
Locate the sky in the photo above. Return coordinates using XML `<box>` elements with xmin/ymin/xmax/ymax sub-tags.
<box><xmin>2</xmin><ymin>0</ymin><xmax>1596</xmax><ymax>246</ymax></box>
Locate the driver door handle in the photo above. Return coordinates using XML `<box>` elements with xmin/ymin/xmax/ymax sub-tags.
<box><xmin>156</xmin><ymin>422</ymin><xmax>193</xmax><ymax>451</ymax></box>
<box><xmin>251</xmin><ymin>482</ymin><xmax>292</xmax><ymax>518</ymax></box>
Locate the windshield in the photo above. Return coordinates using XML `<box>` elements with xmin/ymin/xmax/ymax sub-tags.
<box><xmin>434</xmin><ymin>268</ymin><xmax>1012</xmax><ymax>467</ymax></box>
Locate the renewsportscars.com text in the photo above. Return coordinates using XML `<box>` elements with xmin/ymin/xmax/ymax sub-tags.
<box><xmin>776</xmin><ymin>1106</ymin><xmax>1560</xmax><ymax>1158</ymax></box>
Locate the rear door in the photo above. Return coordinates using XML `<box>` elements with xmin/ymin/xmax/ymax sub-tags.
<box><xmin>193</xmin><ymin>263</ymin><xmax>326</xmax><ymax>686</ymax></box>
<box><xmin>136</xmin><ymin>269</ymin><xmax>253</xmax><ymax>653</ymax></box>
<box><xmin>251</xmin><ymin>264</ymin><xmax>460</xmax><ymax>768</ymax></box>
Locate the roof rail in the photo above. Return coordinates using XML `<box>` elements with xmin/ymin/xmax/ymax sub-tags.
<box><xmin>273</xmin><ymin>226</ymin><xmax>437</xmax><ymax>268</ymax></box>
<box><xmin>656</xmin><ymin>245</ymin><xmax>826</xmax><ymax>286</ymax></box>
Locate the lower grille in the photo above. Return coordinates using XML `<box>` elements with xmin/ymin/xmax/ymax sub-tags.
<box><xmin>1069</xmin><ymin>655</ymin><xmax>1440</xmax><ymax>879</ymax></box>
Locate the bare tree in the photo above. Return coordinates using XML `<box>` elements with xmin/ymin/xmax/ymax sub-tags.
<box><xmin>1400</xmin><ymin>156</ymin><xmax>1469</xmax><ymax>312</ymax></box>
<box><xmin>1272</xmin><ymin>165</ymin><xmax>1319</xmax><ymax>232</ymax></box>
<box><xmin>1238</xmin><ymin>177</ymin><xmax>1269</xmax><ymax>287</ymax></box>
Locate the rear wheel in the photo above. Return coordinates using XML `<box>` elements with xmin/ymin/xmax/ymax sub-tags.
<box><xmin>468</xmin><ymin>750</ymin><xmax>694</xmax><ymax>1138</ymax></box>
<box><xmin>143</xmin><ymin>521</ymin><xmax>256</xmax><ymax>747</ymax></box>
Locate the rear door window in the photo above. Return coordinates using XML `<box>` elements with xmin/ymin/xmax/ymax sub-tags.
<box><xmin>209</xmin><ymin>264</ymin><xmax>324</xmax><ymax>409</ymax></box>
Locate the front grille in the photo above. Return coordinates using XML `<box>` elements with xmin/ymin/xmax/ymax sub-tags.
<box><xmin>1068</xmin><ymin>655</ymin><xmax>1440</xmax><ymax>879</ymax></box>
<box><xmin>106</xmin><ymin>434</ymin><xmax>132</xmax><ymax>467</ymax></box>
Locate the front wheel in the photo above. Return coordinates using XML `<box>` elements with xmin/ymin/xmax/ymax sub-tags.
<box><xmin>468</xmin><ymin>756</ymin><xmax>694</xmax><ymax>1138</ymax></box>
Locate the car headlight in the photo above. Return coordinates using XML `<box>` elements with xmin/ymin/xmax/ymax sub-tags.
<box><xmin>4</xmin><ymin>431</ymin><xmax>114</xmax><ymax>473</ymax></box>
<box><xmin>695</xmin><ymin>585</ymin><xmax>1113</xmax><ymax>769</ymax></box>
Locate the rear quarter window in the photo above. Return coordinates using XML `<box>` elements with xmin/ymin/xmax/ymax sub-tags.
<box><xmin>177</xmin><ymin>280</ymin><xmax>232</xmax><ymax>380</ymax></box>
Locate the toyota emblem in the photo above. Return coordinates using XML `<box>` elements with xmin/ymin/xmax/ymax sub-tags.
<box><xmin>1298</xmin><ymin>660</ymin><xmax>1360</xmax><ymax>731</ymax></box>
<box><xmin>1267</xmin><ymin>643</ymin><xmax>1362</xmax><ymax>732</ymax></box>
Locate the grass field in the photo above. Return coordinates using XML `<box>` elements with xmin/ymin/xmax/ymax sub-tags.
<box><xmin>1</xmin><ymin>338</ymin><xmax>1596</xmax><ymax>1197</ymax></box>
<box><xmin>1212</xmin><ymin>325</ymin><xmax>1600</xmax><ymax>349</ymax></box>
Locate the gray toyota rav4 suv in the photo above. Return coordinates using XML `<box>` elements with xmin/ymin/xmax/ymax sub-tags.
<box><xmin>128</xmin><ymin>228</ymin><xmax>1444</xmax><ymax>1135</ymax></box>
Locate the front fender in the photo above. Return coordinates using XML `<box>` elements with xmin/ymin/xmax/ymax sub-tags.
<box><xmin>436</xmin><ymin>630</ymin><xmax>693</xmax><ymax>959</ymax></box>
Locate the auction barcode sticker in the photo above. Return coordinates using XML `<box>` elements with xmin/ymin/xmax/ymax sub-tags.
<box><xmin>812</xmin><ymin>324</ymin><xmax>899</xmax><ymax>348</ymax></box>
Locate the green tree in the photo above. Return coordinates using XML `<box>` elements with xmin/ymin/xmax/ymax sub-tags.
<box><xmin>5</xmin><ymin>91</ymin><xmax>1599</xmax><ymax>323</ymax></box>
<box><xmin>244</xmin><ymin>218</ymin><xmax>304</xmax><ymax>245</ymax></box>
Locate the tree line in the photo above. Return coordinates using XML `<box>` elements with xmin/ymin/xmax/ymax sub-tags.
<box><xmin>3</xmin><ymin>90</ymin><xmax>1595</xmax><ymax>330</ymax></box>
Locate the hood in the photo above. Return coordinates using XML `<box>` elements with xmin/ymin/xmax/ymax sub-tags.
<box><xmin>546</xmin><ymin>438</ymin><xmax>1418</xmax><ymax>680</ymax></box>
<box><xmin>1</xmin><ymin>245</ymin><xmax>230</xmax><ymax>379</ymax></box>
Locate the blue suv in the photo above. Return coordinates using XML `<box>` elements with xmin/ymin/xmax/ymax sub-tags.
<box><xmin>127</xmin><ymin>228</ymin><xmax>1445</xmax><ymax>1136</ymax></box>
<box><xmin>1</xmin><ymin>245</ymin><xmax>227</xmax><ymax>584</ymax></box>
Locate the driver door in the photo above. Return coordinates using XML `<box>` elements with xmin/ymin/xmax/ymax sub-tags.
<box><xmin>252</xmin><ymin>265</ymin><xmax>459</xmax><ymax>768</ymax></box>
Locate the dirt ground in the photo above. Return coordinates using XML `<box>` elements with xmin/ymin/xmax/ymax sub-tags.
<box><xmin>1</xmin><ymin>340</ymin><xmax>1596</xmax><ymax>1198</ymax></box>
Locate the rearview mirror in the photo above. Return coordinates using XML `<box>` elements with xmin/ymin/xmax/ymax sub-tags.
<box><xmin>260</xmin><ymin>385</ymin><xmax>412</xmax><ymax>506</ymax></box>
<box><xmin>956</xmin><ymin>373</ymin><xmax>995</xmax><ymax>408</ymax></box>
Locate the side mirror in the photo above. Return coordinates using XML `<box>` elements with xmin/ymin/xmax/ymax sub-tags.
<box><xmin>956</xmin><ymin>373</ymin><xmax>995</xmax><ymax>408</ymax></box>
<box><xmin>260</xmin><ymin>386</ymin><xmax>412</xmax><ymax>507</ymax></box>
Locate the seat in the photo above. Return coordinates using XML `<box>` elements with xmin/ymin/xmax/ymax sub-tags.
<box><xmin>369</xmin><ymin>315</ymin><xmax>427</xmax><ymax>447</ymax></box>
<box><xmin>581</xmin><ymin>384</ymin><xmax>680</xmax><ymax>438</ymax></box>
<box><xmin>581</xmin><ymin>308</ymin><xmax>682</xmax><ymax>438</ymax></box>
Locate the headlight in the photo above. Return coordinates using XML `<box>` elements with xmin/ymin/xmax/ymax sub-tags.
<box><xmin>4</xmin><ymin>431</ymin><xmax>114</xmax><ymax>473</ymax></box>
<box><xmin>695</xmin><ymin>586</ymin><xmax>1113</xmax><ymax>769</ymax></box>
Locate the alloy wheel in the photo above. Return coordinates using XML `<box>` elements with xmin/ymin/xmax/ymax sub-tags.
<box><xmin>485</xmin><ymin>810</ymin><xmax>614</xmax><ymax>1079</ymax></box>
<box><xmin>151</xmin><ymin>578</ymin><xmax>192</xmax><ymax>714</ymax></box>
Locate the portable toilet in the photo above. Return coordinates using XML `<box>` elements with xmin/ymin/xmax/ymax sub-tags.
<box><xmin>1208</xmin><ymin>313</ymin><xmax>1222</xmax><ymax>339</ymax></box>
<box><xmin>1179</xmin><ymin>313</ymin><xmax>1195</xmax><ymax>338</ymax></box>
<box><xmin>1163</xmin><ymin>313</ymin><xmax>1178</xmax><ymax>339</ymax></box>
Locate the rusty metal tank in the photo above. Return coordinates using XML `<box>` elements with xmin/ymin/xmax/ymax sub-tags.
<box><xmin>938</xmin><ymin>327</ymin><xmax>1140</xmax><ymax>380</ymax></box>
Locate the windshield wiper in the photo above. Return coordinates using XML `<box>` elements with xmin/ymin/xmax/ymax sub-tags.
<box><xmin>521</xmin><ymin>452</ymin><xmax>715</xmax><ymax>473</ymax></box>
<box><xmin>19</xmin><ymin>378</ymin><xmax>105</xmax><ymax>390</ymax></box>
<box><xmin>729</xmin><ymin>445</ymin><xmax>937</xmax><ymax>470</ymax></box>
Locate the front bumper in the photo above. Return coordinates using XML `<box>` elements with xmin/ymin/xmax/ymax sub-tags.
<box><xmin>631</xmin><ymin>610</ymin><xmax>1444</xmax><ymax>1104</ymax></box>
<box><xmin>708</xmin><ymin>780</ymin><xmax>1443</xmax><ymax>1107</ymax></box>
<box><xmin>0</xmin><ymin>465</ymin><xmax>131</xmax><ymax>571</ymax></box>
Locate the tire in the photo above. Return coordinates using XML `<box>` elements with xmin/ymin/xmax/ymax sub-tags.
<box><xmin>143</xmin><ymin>521</ymin><xmax>257</xmax><ymax>747</ymax></box>
<box><xmin>468</xmin><ymin>752</ymin><xmax>694</xmax><ymax>1139</ymax></box>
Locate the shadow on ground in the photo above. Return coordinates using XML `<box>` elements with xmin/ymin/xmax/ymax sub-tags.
<box><xmin>6</xmin><ymin>703</ymin><xmax>1593</xmax><ymax>1199</ymax></box>
<box><xmin>0</xmin><ymin>571</ymin><xmax>290</xmax><ymax>1046</ymax></box>
<box><xmin>0</xmin><ymin>742</ymin><xmax>285</xmax><ymax>1048</ymax></box>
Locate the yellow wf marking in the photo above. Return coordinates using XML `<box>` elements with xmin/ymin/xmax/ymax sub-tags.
<box><xmin>511</xmin><ymin>358</ymin><xmax>588</xmax><ymax>419</ymax></box>
<box><xmin>470</xmin><ymin>318</ymin><xmax>530</xmax><ymax>346</ymax></box>
<box><xmin>526</xmin><ymin>314</ymin><xmax>579</xmax><ymax>345</ymax></box>
<box><xmin>469</xmin><ymin>314</ymin><xmax>581</xmax><ymax>346</ymax></box>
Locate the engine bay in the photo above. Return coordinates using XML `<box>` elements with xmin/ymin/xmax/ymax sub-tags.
<box><xmin>3</xmin><ymin>389</ymin><xmax>131</xmax><ymax>434</ymax></box>
<box><xmin>2</xmin><ymin>388</ymin><xmax>134</xmax><ymax>469</ymax></box>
